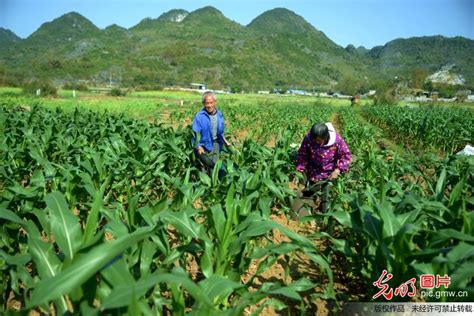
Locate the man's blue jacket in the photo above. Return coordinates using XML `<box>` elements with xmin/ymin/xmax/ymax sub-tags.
<box><xmin>192</xmin><ymin>108</ymin><xmax>225</xmax><ymax>152</ymax></box>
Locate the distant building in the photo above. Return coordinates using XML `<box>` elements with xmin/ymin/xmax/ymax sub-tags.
<box><xmin>366</xmin><ymin>90</ymin><xmax>376</xmax><ymax>96</ymax></box>
<box><xmin>212</xmin><ymin>89</ymin><xmax>229</xmax><ymax>94</ymax></box>
<box><xmin>190</xmin><ymin>83</ymin><xmax>206</xmax><ymax>91</ymax></box>
<box><xmin>332</xmin><ymin>93</ymin><xmax>351</xmax><ymax>99</ymax></box>
<box><xmin>286</xmin><ymin>89</ymin><xmax>308</xmax><ymax>96</ymax></box>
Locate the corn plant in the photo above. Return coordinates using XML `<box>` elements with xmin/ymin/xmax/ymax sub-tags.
<box><xmin>1</xmin><ymin>103</ymin><xmax>335</xmax><ymax>314</ymax></box>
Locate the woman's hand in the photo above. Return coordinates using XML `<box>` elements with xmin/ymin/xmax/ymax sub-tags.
<box><xmin>329</xmin><ymin>168</ymin><xmax>340</xmax><ymax>180</ymax></box>
<box><xmin>197</xmin><ymin>146</ymin><xmax>205</xmax><ymax>155</ymax></box>
<box><xmin>296</xmin><ymin>165</ymin><xmax>305</xmax><ymax>173</ymax></box>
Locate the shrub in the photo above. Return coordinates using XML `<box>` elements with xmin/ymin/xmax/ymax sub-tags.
<box><xmin>109</xmin><ymin>88</ymin><xmax>126</xmax><ymax>96</ymax></box>
<box><xmin>230</xmin><ymin>86</ymin><xmax>242</xmax><ymax>93</ymax></box>
<box><xmin>373</xmin><ymin>90</ymin><xmax>397</xmax><ymax>105</ymax></box>
<box><xmin>434</xmin><ymin>83</ymin><xmax>463</xmax><ymax>99</ymax></box>
<box><xmin>22</xmin><ymin>81</ymin><xmax>57</xmax><ymax>97</ymax></box>
<box><xmin>63</xmin><ymin>82</ymin><xmax>89</xmax><ymax>91</ymax></box>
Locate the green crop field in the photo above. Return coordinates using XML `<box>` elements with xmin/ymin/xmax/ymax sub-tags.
<box><xmin>1</xmin><ymin>90</ymin><xmax>473</xmax><ymax>314</ymax></box>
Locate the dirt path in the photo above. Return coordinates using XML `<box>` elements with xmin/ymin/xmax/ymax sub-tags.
<box><xmin>330</xmin><ymin>111</ymin><xmax>342</xmax><ymax>131</ymax></box>
<box><xmin>151</xmin><ymin>108</ymin><xmax>192</xmax><ymax>128</ymax></box>
<box><xmin>242</xmin><ymin>211</ymin><xmax>331</xmax><ymax>315</ymax></box>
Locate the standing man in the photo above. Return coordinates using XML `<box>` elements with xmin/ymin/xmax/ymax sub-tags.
<box><xmin>192</xmin><ymin>91</ymin><xmax>230</xmax><ymax>172</ymax></box>
<box><xmin>295</xmin><ymin>122</ymin><xmax>351</xmax><ymax>212</ymax></box>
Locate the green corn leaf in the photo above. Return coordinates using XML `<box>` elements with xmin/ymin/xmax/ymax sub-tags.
<box><xmin>269</xmin><ymin>287</ymin><xmax>301</xmax><ymax>301</ymax></box>
<box><xmin>237</xmin><ymin>220</ymin><xmax>274</xmax><ymax>239</ymax></box>
<box><xmin>324</xmin><ymin>209</ymin><xmax>352</xmax><ymax>227</ymax></box>
<box><xmin>310</xmin><ymin>232</ymin><xmax>350</xmax><ymax>255</ymax></box>
<box><xmin>127</xmin><ymin>193</ymin><xmax>140</xmax><ymax>228</ymax></box>
<box><xmin>30</xmin><ymin>169</ymin><xmax>46</xmax><ymax>188</ymax></box>
<box><xmin>24</xmin><ymin>220</ymin><xmax>69</xmax><ymax>313</ymax></box>
<box><xmin>251</xmin><ymin>298</ymin><xmax>287</xmax><ymax>314</ymax></box>
<box><xmin>222</xmin><ymin>185</ymin><xmax>236</xmax><ymax>245</ymax></box>
<box><xmin>254</xmin><ymin>256</ymin><xmax>279</xmax><ymax>276</ymax></box>
<box><xmin>78</xmin><ymin>172</ymin><xmax>97</xmax><ymax>196</ymax></box>
<box><xmin>161</xmin><ymin>249</ymin><xmax>182</xmax><ymax>266</ymax></box>
<box><xmin>45</xmin><ymin>191</ymin><xmax>82</xmax><ymax>260</ymax></box>
<box><xmin>432</xmin><ymin>229</ymin><xmax>474</xmax><ymax>243</ymax></box>
<box><xmin>139</xmin><ymin>237</ymin><xmax>156</xmax><ymax>278</ymax></box>
<box><xmin>127</xmin><ymin>288</ymin><xmax>141</xmax><ymax>316</ymax></box>
<box><xmin>467</xmin><ymin>197</ymin><xmax>474</xmax><ymax>206</ymax></box>
<box><xmin>137</xmin><ymin>205</ymin><xmax>154</xmax><ymax>226</ymax></box>
<box><xmin>79</xmin><ymin>228</ymin><xmax>105</xmax><ymax>251</ymax></box>
<box><xmin>395</xmin><ymin>209</ymin><xmax>420</xmax><ymax>228</ymax></box>
<box><xmin>267</xmin><ymin>242</ymin><xmax>301</xmax><ymax>255</ymax></box>
<box><xmin>8</xmin><ymin>185</ymin><xmax>39</xmax><ymax>198</ymax></box>
<box><xmin>105</xmin><ymin>220</ymin><xmax>129</xmax><ymax>239</ymax></box>
<box><xmin>287</xmin><ymin>278</ymin><xmax>315</xmax><ymax>292</ymax></box>
<box><xmin>25</xmin><ymin>220</ymin><xmax>62</xmax><ymax>279</ymax></box>
<box><xmin>80</xmin><ymin>301</ymin><xmax>99</xmax><ymax>316</ymax></box>
<box><xmin>262</xmin><ymin>178</ymin><xmax>284</xmax><ymax>200</ymax></box>
<box><xmin>198</xmin><ymin>275</ymin><xmax>242</xmax><ymax>304</ymax></box>
<box><xmin>377</xmin><ymin>201</ymin><xmax>401</xmax><ymax>238</ymax></box>
<box><xmin>101</xmin><ymin>256</ymin><xmax>135</xmax><ymax>287</ymax></box>
<box><xmin>258</xmin><ymin>197</ymin><xmax>272</xmax><ymax>217</ymax></box>
<box><xmin>32</xmin><ymin>208</ymin><xmax>51</xmax><ymax>235</ymax></box>
<box><xmin>435</xmin><ymin>168</ymin><xmax>447</xmax><ymax>200</ymax></box>
<box><xmin>449</xmin><ymin>260</ymin><xmax>474</xmax><ymax>289</ymax></box>
<box><xmin>211</xmin><ymin>160</ymin><xmax>222</xmax><ymax>186</ymax></box>
<box><xmin>305</xmin><ymin>252</ymin><xmax>333</xmax><ymax>284</ymax></box>
<box><xmin>0</xmin><ymin>251</ymin><xmax>31</xmax><ymax>266</ymax></box>
<box><xmin>413</xmin><ymin>263</ymin><xmax>435</xmax><ymax>276</ymax></box>
<box><xmin>363</xmin><ymin>213</ymin><xmax>382</xmax><ymax>242</ymax></box>
<box><xmin>0</xmin><ymin>207</ymin><xmax>25</xmax><ymax>226</ymax></box>
<box><xmin>102</xmin><ymin>268</ymin><xmax>213</xmax><ymax>310</ymax></box>
<box><xmin>200</xmin><ymin>241</ymin><xmax>214</xmax><ymax>278</ymax></box>
<box><xmin>447</xmin><ymin>243</ymin><xmax>474</xmax><ymax>262</ymax></box>
<box><xmin>270</xmin><ymin>222</ymin><xmax>315</xmax><ymax>250</ymax></box>
<box><xmin>449</xmin><ymin>175</ymin><xmax>466</xmax><ymax>206</ymax></box>
<box><xmin>160</xmin><ymin>209</ymin><xmax>205</xmax><ymax>241</ymax></box>
<box><xmin>83</xmin><ymin>177</ymin><xmax>109</xmax><ymax>245</ymax></box>
<box><xmin>210</xmin><ymin>204</ymin><xmax>225</xmax><ymax>242</ymax></box>
<box><xmin>239</xmin><ymin>190</ymin><xmax>259</xmax><ymax>217</ymax></box>
<box><xmin>27</xmin><ymin>225</ymin><xmax>154</xmax><ymax>309</ymax></box>
<box><xmin>198</xmin><ymin>171</ymin><xmax>211</xmax><ymax>187</ymax></box>
<box><xmin>92</xmin><ymin>153</ymin><xmax>106</xmax><ymax>181</ymax></box>
<box><xmin>29</xmin><ymin>147</ymin><xmax>56</xmax><ymax>177</ymax></box>
<box><xmin>225</xmin><ymin>183</ymin><xmax>235</xmax><ymax>219</ymax></box>
<box><xmin>419</xmin><ymin>199</ymin><xmax>449</xmax><ymax>212</ymax></box>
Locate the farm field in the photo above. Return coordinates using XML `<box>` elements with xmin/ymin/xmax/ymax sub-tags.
<box><xmin>1</xmin><ymin>90</ymin><xmax>473</xmax><ymax>314</ymax></box>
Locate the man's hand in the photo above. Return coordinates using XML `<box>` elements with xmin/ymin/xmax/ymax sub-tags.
<box><xmin>329</xmin><ymin>168</ymin><xmax>340</xmax><ymax>180</ymax></box>
<box><xmin>224</xmin><ymin>137</ymin><xmax>231</xmax><ymax>147</ymax></box>
<box><xmin>196</xmin><ymin>146</ymin><xmax>205</xmax><ymax>155</ymax></box>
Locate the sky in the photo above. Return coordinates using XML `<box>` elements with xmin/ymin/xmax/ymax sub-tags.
<box><xmin>0</xmin><ymin>0</ymin><xmax>472</xmax><ymax>49</ymax></box>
